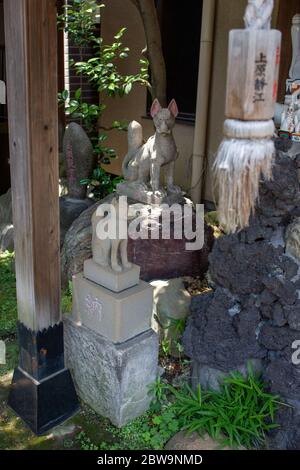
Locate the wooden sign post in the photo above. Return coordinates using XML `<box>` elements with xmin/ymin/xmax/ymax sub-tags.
<box><xmin>4</xmin><ymin>0</ymin><xmax>79</xmax><ymax>435</ymax></box>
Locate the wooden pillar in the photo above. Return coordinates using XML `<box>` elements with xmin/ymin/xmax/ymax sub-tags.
<box><xmin>4</xmin><ymin>0</ymin><xmax>78</xmax><ymax>435</ymax></box>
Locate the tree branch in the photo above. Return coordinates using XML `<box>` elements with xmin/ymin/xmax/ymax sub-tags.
<box><xmin>132</xmin><ymin>0</ymin><xmax>167</xmax><ymax>106</ymax></box>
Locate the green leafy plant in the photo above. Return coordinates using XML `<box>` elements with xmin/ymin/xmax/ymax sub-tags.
<box><xmin>58</xmin><ymin>1</ymin><xmax>150</xmax><ymax>162</ymax></box>
<box><xmin>80</xmin><ymin>166</ymin><xmax>123</xmax><ymax>200</ymax></box>
<box><xmin>160</xmin><ymin>337</ymin><xmax>171</xmax><ymax>357</ymax></box>
<box><xmin>156</xmin><ymin>314</ymin><xmax>187</xmax><ymax>359</ymax></box>
<box><xmin>148</xmin><ymin>377</ymin><xmax>168</xmax><ymax>404</ymax></box>
<box><xmin>168</xmin><ymin>369</ymin><xmax>284</xmax><ymax>449</ymax></box>
<box><xmin>76</xmin><ymin>404</ymin><xmax>181</xmax><ymax>451</ymax></box>
<box><xmin>61</xmin><ymin>280</ymin><xmax>73</xmax><ymax>313</ymax></box>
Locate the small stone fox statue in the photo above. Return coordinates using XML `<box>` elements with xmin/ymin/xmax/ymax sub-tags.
<box><xmin>122</xmin><ymin>99</ymin><xmax>181</xmax><ymax>197</ymax></box>
<box><xmin>91</xmin><ymin>197</ymin><xmax>132</xmax><ymax>273</ymax></box>
<box><xmin>244</xmin><ymin>0</ymin><xmax>273</xmax><ymax>30</ymax></box>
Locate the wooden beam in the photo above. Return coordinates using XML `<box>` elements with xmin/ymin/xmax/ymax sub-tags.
<box><xmin>4</xmin><ymin>0</ymin><xmax>60</xmax><ymax>331</ymax></box>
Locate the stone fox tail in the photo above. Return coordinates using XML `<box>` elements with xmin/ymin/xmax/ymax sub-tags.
<box><xmin>122</xmin><ymin>120</ymin><xmax>144</xmax><ymax>180</ymax></box>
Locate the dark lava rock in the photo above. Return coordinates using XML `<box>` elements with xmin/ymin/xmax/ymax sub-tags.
<box><xmin>264</xmin><ymin>360</ymin><xmax>300</xmax><ymax>401</ymax></box>
<box><xmin>183</xmin><ymin>289</ymin><xmax>266</xmax><ymax>371</ymax></box>
<box><xmin>267</xmin><ymin>399</ymin><xmax>300</xmax><ymax>450</ymax></box>
<box><xmin>183</xmin><ymin>143</ymin><xmax>300</xmax><ymax>449</ymax></box>
<box><xmin>209</xmin><ymin>238</ymin><xmax>283</xmax><ymax>295</ymax></box>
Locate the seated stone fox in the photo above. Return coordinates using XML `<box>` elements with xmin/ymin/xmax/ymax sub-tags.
<box><xmin>122</xmin><ymin>98</ymin><xmax>181</xmax><ymax>197</ymax></box>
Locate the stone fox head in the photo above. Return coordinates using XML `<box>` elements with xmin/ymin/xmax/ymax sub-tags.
<box><xmin>150</xmin><ymin>98</ymin><xmax>179</xmax><ymax>135</ymax></box>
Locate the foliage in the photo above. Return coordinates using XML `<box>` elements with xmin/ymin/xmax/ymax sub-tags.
<box><xmin>157</xmin><ymin>314</ymin><xmax>187</xmax><ymax>359</ymax></box>
<box><xmin>148</xmin><ymin>376</ymin><xmax>168</xmax><ymax>403</ymax></box>
<box><xmin>74</xmin><ymin>367</ymin><xmax>282</xmax><ymax>451</ymax></box>
<box><xmin>204</xmin><ymin>211</ymin><xmax>224</xmax><ymax>239</ymax></box>
<box><xmin>76</xmin><ymin>402</ymin><xmax>180</xmax><ymax>451</ymax></box>
<box><xmin>169</xmin><ymin>368</ymin><xmax>283</xmax><ymax>449</ymax></box>
<box><xmin>80</xmin><ymin>167</ymin><xmax>123</xmax><ymax>200</ymax></box>
<box><xmin>58</xmin><ymin>0</ymin><xmax>103</xmax><ymax>48</ymax></box>
<box><xmin>58</xmin><ymin>0</ymin><xmax>150</xmax><ymax>162</ymax></box>
<box><xmin>160</xmin><ymin>337</ymin><xmax>171</xmax><ymax>358</ymax></box>
<box><xmin>61</xmin><ymin>281</ymin><xmax>73</xmax><ymax>313</ymax></box>
<box><xmin>0</xmin><ymin>338</ymin><xmax>18</xmax><ymax>378</ymax></box>
<box><xmin>0</xmin><ymin>252</ymin><xmax>17</xmax><ymax>338</ymax></box>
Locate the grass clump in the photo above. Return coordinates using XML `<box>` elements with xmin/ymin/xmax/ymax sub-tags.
<box><xmin>61</xmin><ymin>281</ymin><xmax>73</xmax><ymax>313</ymax></box>
<box><xmin>75</xmin><ymin>369</ymin><xmax>282</xmax><ymax>451</ymax></box>
<box><xmin>169</xmin><ymin>369</ymin><xmax>283</xmax><ymax>449</ymax></box>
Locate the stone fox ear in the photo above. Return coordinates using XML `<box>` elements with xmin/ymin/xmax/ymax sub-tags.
<box><xmin>150</xmin><ymin>98</ymin><xmax>162</xmax><ymax>118</ymax></box>
<box><xmin>168</xmin><ymin>99</ymin><xmax>178</xmax><ymax>118</ymax></box>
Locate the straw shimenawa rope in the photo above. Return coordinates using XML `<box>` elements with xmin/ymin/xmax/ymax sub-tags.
<box><xmin>213</xmin><ymin>0</ymin><xmax>278</xmax><ymax>233</ymax></box>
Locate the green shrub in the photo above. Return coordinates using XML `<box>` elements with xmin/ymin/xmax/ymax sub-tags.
<box><xmin>61</xmin><ymin>281</ymin><xmax>73</xmax><ymax>313</ymax></box>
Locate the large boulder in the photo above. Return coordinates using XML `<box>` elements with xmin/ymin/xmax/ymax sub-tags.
<box><xmin>0</xmin><ymin>188</ymin><xmax>92</xmax><ymax>252</ymax></box>
<box><xmin>61</xmin><ymin>200</ymin><xmax>99</xmax><ymax>288</ymax></box>
<box><xmin>59</xmin><ymin>196</ymin><xmax>93</xmax><ymax>247</ymax></box>
<box><xmin>61</xmin><ymin>196</ymin><xmax>214</xmax><ymax>287</ymax></box>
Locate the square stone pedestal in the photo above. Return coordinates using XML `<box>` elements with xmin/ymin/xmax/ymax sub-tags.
<box><xmin>72</xmin><ymin>273</ymin><xmax>153</xmax><ymax>343</ymax></box>
<box><xmin>64</xmin><ymin>317</ymin><xmax>159</xmax><ymax>427</ymax></box>
<box><xmin>84</xmin><ymin>259</ymin><xmax>140</xmax><ymax>292</ymax></box>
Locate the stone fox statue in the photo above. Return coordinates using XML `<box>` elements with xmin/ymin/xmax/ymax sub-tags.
<box><xmin>92</xmin><ymin>197</ymin><xmax>133</xmax><ymax>273</ymax></box>
<box><xmin>244</xmin><ymin>0</ymin><xmax>274</xmax><ymax>30</ymax></box>
<box><xmin>122</xmin><ymin>99</ymin><xmax>181</xmax><ymax>197</ymax></box>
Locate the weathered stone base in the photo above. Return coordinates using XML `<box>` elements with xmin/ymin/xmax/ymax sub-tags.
<box><xmin>116</xmin><ymin>181</ymin><xmax>185</xmax><ymax>205</ymax></box>
<box><xmin>72</xmin><ymin>274</ymin><xmax>153</xmax><ymax>343</ymax></box>
<box><xmin>64</xmin><ymin>317</ymin><xmax>159</xmax><ymax>427</ymax></box>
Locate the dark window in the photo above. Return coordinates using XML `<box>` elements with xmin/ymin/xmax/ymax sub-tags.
<box><xmin>148</xmin><ymin>0</ymin><xmax>202</xmax><ymax>122</ymax></box>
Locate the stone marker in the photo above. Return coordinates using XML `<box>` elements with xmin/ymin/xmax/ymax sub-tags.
<box><xmin>64</xmin><ymin>199</ymin><xmax>159</xmax><ymax>426</ymax></box>
<box><xmin>63</xmin><ymin>122</ymin><xmax>95</xmax><ymax>199</ymax></box>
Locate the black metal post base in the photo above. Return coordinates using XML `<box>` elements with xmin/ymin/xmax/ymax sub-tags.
<box><xmin>8</xmin><ymin>366</ymin><xmax>79</xmax><ymax>435</ymax></box>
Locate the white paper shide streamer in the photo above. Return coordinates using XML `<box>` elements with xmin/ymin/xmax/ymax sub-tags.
<box><xmin>214</xmin><ymin>0</ymin><xmax>281</xmax><ymax>233</ymax></box>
